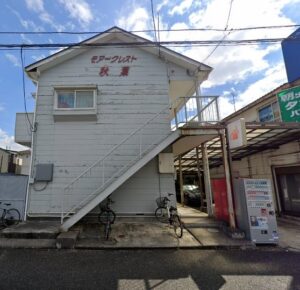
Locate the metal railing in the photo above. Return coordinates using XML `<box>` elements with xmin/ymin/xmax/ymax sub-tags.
<box><xmin>172</xmin><ymin>96</ymin><xmax>220</xmax><ymax>129</ymax></box>
<box><xmin>61</xmin><ymin>95</ymin><xmax>220</xmax><ymax>223</ymax></box>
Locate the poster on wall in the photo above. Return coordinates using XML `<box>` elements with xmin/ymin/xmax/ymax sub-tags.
<box><xmin>277</xmin><ymin>85</ymin><xmax>300</xmax><ymax>122</ymax></box>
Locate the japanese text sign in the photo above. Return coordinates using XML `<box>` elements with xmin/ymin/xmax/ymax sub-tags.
<box><xmin>227</xmin><ymin>118</ymin><xmax>247</xmax><ymax>149</ymax></box>
<box><xmin>277</xmin><ymin>86</ymin><xmax>300</xmax><ymax>122</ymax></box>
<box><xmin>90</xmin><ymin>55</ymin><xmax>137</xmax><ymax>77</ymax></box>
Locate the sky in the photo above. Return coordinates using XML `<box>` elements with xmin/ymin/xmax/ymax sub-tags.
<box><xmin>0</xmin><ymin>0</ymin><xmax>300</xmax><ymax>150</ymax></box>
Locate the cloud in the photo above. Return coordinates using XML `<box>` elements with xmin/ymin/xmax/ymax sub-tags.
<box><xmin>117</xmin><ymin>7</ymin><xmax>149</xmax><ymax>30</ymax></box>
<box><xmin>156</xmin><ymin>0</ymin><xmax>298</xmax><ymax>90</ymax></box>
<box><xmin>0</xmin><ymin>129</ymin><xmax>28</xmax><ymax>151</ymax></box>
<box><xmin>31</xmin><ymin>54</ymin><xmax>46</xmax><ymax>61</ymax></box>
<box><xmin>25</xmin><ymin>0</ymin><xmax>44</xmax><ymax>13</ymax></box>
<box><xmin>217</xmin><ymin>62</ymin><xmax>287</xmax><ymax>119</ymax></box>
<box><xmin>168</xmin><ymin>0</ymin><xmax>194</xmax><ymax>16</ymax></box>
<box><xmin>5</xmin><ymin>53</ymin><xmax>21</xmax><ymax>67</ymax></box>
<box><xmin>117</xmin><ymin>6</ymin><xmax>152</xmax><ymax>39</ymax></box>
<box><xmin>20</xmin><ymin>33</ymin><xmax>33</xmax><ymax>44</ymax></box>
<box><xmin>23</xmin><ymin>0</ymin><xmax>66</xmax><ymax>31</ymax></box>
<box><xmin>8</xmin><ymin>6</ymin><xmax>44</xmax><ymax>32</ymax></box>
<box><xmin>58</xmin><ymin>0</ymin><xmax>93</xmax><ymax>27</ymax></box>
<box><xmin>0</xmin><ymin>104</ymin><xmax>4</xmax><ymax>112</ymax></box>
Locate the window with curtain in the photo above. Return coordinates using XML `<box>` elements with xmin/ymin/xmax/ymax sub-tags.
<box><xmin>56</xmin><ymin>90</ymin><xmax>95</xmax><ymax>109</ymax></box>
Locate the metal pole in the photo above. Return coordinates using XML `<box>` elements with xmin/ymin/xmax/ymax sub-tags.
<box><xmin>174</xmin><ymin>108</ymin><xmax>178</xmax><ymax>129</ymax></box>
<box><xmin>215</xmin><ymin>96</ymin><xmax>220</xmax><ymax>121</ymax></box>
<box><xmin>195</xmin><ymin>81</ymin><xmax>202</xmax><ymax>122</ymax></box>
<box><xmin>196</xmin><ymin>147</ymin><xmax>204</xmax><ymax>211</ymax></box>
<box><xmin>179</xmin><ymin>156</ymin><xmax>184</xmax><ymax>205</ymax></box>
<box><xmin>220</xmin><ymin>130</ymin><xmax>236</xmax><ymax>229</ymax></box>
<box><xmin>201</xmin><ymin>143</ymin><xmax>213</xmax><ymax>216</ymax></box>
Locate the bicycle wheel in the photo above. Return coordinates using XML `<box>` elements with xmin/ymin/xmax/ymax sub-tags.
<box><xmin>155</xmin><ymin>207</ymin><xmax>168</xmax><ymax>223</ymax></box>
<box><xmin>3</xmin><ymin>208</ymin><xmax>20</xmax><ymax>227</ymax></box>
<box><xmin>172</xmin><ymin>214</ymin><xmax>183</xmax><ymax>238</ymax></box>
<box><xmin>98</xmin><ymin>210</ymin><xmax>116</xmax><ymax>224</ymax></box>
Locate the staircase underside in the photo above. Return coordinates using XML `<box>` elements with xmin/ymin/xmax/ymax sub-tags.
<box><xmin>60</xmin><ymin>130</ymin><xmax>181</xmax><ymax>232</ymax></box>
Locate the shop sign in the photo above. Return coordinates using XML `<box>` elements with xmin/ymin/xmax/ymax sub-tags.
<box><xmin>277</xmin><ymin>86</ymin><xmax>300</xmax><ymax>122</ymax></box>
<box><xmin>227</xmin><ymin>118</ymin><xmax>247</xmax><ymax>149</ymax></box>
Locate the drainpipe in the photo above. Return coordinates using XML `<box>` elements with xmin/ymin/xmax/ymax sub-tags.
<box><xmin>24</xmin><ymin>80</ymin><xmax>38</xmax><ymax>221</ymax></box>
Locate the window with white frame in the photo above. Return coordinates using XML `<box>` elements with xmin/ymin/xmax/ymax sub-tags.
<box><xmin>258</xmin><ymin>101</ymin><xmax>281</xmax><ymax>122</ymax></box>
<box><xmin>56</xmin><ymin>90</ymin><xmax>95</xmax><ymax>109</ymax></box>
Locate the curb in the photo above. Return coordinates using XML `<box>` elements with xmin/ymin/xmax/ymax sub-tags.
<box><xmin>0</xmin><ymin>237</ymin><xmax>260</xmax><ymax>251</ymax></box>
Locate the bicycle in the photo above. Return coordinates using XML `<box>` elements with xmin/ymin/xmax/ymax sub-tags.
<box><xmin>98</xmin><ymin>197</ymin><xmax>116</xmax><ymax>240</ymax></box>
<box><xmin>0</xmin><ymin>202</ymin><xmax>21</xmax><ymax>227</ymax></box>
<box><xmin>155</xmin><ymin>193</ymin><xmax>183</xmax><ymax>238</ymax></box>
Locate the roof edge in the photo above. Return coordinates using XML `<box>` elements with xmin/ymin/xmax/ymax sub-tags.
<box><xmin>25</xmin><ymin>26</ymin><xmax>212</xmax><ymax>73</ymax></box>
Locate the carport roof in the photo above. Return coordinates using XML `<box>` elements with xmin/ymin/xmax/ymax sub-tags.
<box><xmin>175</xmin><ymin>121</ymin><xmax>300</xmax><ymax>172</ymax></box>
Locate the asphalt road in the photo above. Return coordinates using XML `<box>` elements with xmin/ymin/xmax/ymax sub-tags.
<box><xmin>0</xmin><ymin>248</ymin><xmax>299</xmax><ymax>290</ymax></box>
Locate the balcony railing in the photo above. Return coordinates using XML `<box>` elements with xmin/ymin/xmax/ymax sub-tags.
<box><xmin>172</xmin><ymin>96</ymin><xmax>220</xmax><ymax>129</ymax></box>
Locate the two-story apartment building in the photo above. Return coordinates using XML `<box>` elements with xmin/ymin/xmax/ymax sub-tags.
<box><xmin>15</xmin><ymin>27</ymin><xmax>219</xmax><ymax>231</ymax></box>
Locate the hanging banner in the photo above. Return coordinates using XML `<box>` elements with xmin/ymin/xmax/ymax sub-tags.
<box><xmin>277</xmin><ymin>85</ymin><xmax>300</xmax><ymax>122</ymax></box>
<box><xmin>227</xmin><ymin>118</ymin><xmax>247</xmax><ymax>149</ymax></box>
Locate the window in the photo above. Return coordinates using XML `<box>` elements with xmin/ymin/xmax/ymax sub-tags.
<box><xmin>56</xmin><ymin>90</ymin><xmax>95</xmax><ymax>109</ymax></box>
<box><xmin>53</xmin><ymin>87</ymin><xmax>97</xmax><ymax>121</ymax></box>
<box><xmin>258</xmin><ymin>101</ymin><xmax>281</xmax><ymax>122</ymax></box>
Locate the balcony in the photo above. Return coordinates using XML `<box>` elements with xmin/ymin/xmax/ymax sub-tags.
<box><xmin>15</xmin><ymin>113</ymin><xmax>34</xmax><ymax>147</ymax></box>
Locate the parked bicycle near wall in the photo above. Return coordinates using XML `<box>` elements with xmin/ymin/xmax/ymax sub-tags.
<box><xmin>0</xmin><ymin>202</ymin><xmax>20</xmax><ymax>228</ymax></box>
<box><xmin>155</xmin><ymin>193</ymin><xmax>183</xmax><ymax>238</ymax></box>
<box><xmin>98</xmin><ymin>197</ymin><xmax>116</xmax><ymax>240</ymax></box>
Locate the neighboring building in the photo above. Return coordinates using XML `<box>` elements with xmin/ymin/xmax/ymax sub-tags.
<box><xmin>282</xmin><ymin>28</ymin><xmax>300</xmax><ymax>83</ymax></box>
<box><xmin>15</xmin><ymin>150</ymin><xmax>31</xmax><ymax>175</ymax></box>
<box><xmin>210</xmin><ymin>78</ymin><xmax>300</xmax><ymax>217</ymax></box>
<box><xmin>0</xmin><ymin>148</ymin><xmax>18</xmax><ymax>174</ymax></box>
<box><xmin>0</xmin><ymin>148</ymin><xmax>10</xmax><ymax>173</ymax></box>
<box><xmin>15</xmin><ymin>27</ymin><xmax>216</xmax><ymax>230</ymax></box>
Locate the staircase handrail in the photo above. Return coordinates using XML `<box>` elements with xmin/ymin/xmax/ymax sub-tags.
<box><xmin>63</xmin><ymin>97</ymin><xmax>181</xmax><ymax>192</ymax></box>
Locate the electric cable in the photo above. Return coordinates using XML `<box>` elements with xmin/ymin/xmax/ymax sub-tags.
<box><xmin>151</xmin><ymin>0</ymin><xmax>158</xmax><ymax>43</ymax></box>
<box><xmin>0</xmin><ymin>24</ymin><xmax>299</xmax><ymax>35</ymax></box>
<box><xmin>20</xmin><ymin>47</ymin><xmax>35</xmax><ymax>132</ymax></box>
<box><xmin>202</xmin><ymin>0</ymin><xmax>234</xmax><ymax>63</ymax></box>
<box><xmin>1</xmin><ymin>37</ymin><xmax>300</xmax><ymax>50</ymax></box>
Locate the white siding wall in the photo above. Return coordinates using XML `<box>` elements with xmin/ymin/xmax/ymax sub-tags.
<box><xmin>110</xmin><ymin>157</ymin><xmax>176</xmax><ymax>214</ymax></box>
<box><xmin>27</xmin><ymin>45</ymin><xmax>182</xmax><ymax>216</ymax></box>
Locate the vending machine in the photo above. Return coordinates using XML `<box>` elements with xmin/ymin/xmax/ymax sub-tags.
<box><xmin>233</xmin><ymin>178</ymin><xmax>279</xmax><ymax>244</ymax></box>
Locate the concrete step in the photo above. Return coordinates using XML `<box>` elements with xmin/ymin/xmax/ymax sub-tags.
<box><xmin>0</xmin><ymin>221</ymin><xmax>60</xmax><ymax>239</ymax></box>
<box><xmin>181</xmin><ymin>217</ymin><xmax>224</xmax><ymax>229</ymax></box>
<box><xmin>0</xmin><ymin>238</ymin><xmax>56</xmax><ymax>249</ymax></box>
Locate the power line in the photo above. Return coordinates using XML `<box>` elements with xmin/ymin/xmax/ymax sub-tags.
<box><xmin>1</xmin><ymin>37</ymin><xmax>299</xmax><ymax>49</ymax></box>
<box><xmin>0</xmin><ymin>24</ymin><xmax>299</xmax><ymax>35</ymax></box>
<box><xmin>20</xmin><ymin>48</ymin><xmax>35</xmax><ymax>132</ymax></box>
<box><xmin>202</xmin><ymin>0</ymin><xmax>234</xmax><ymax>63</ymax></box>
<box><xmin>150</xmin><ymin>0</ymin><xmax>158</xmax><ymax>43</ymax></box>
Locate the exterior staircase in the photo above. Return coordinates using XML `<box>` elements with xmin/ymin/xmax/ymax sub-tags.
<box><xmin>60</xmin><ymin>96</ymin><xmax>219</xmax><ymax>232</ymax></box>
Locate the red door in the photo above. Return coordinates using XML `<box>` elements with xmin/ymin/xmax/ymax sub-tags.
<box><xmin>211</xmin><ymin>178</ymin><xmax>229</xmax><ymax>223</ymax></box>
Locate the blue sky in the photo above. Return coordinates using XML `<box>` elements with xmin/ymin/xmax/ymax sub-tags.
<box><xmin>1</xmin><ymin>0</ymin><xmax>300</xmax><ymax>150</ymax></box>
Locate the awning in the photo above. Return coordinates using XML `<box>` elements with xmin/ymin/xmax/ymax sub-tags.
<box><xmin>175</xmin><ymin>122</ymin><xmax>300</xmax><ymax>172</ymax></box>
